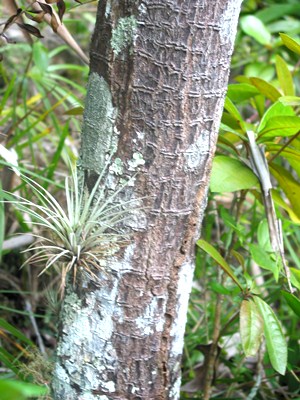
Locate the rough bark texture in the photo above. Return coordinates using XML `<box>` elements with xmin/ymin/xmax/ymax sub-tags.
<box><xmin>52</xmin><ymin>1</ymin><xmax>242</xmax><ymax>399</ymax></box>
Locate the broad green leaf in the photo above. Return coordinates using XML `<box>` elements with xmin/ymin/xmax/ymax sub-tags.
<box><xmin>275</xmin><ymin>55</ymin><xmax>295</xmax><ymax>96</ymax></box>
<box><xmin>290</xmin><ymin>268</ymin><xmax>300</xmax><ymax>291</ymax></box>
<box><xmin>250</xmin><ymin>78</ymin><xmax>281</xmax><ymax>102</ymax></box>
<box><xmin>281</xmin><ymin>291</ymin><xmax>300</xmax><ymax>318</ymax></box>
<box><xmin>210</xmin><ymin>156</ymin><xmax>259</xmax><ymax>193</ymax></box>
<box><xmin>227</xmin><ymin>84</ymin><xmax>260</xmax><ymax>103</ymax></box>
<box><xmin>0</xmin><ymin>318</ymin><xmax>34</xmax><ymax>347</ymax></box>
<box><xmin>240</xmin><ymin>299</ymin><xmax>264</xmax><ymax>357</ymax></box>
<box><xmin>259</xmin><ymin>116</ymin><xmax>300</xmax><ymax>139</ymax></box>
<box><xmin>244</xmin><ymin>63</ymin><xmax>275</xmax><ymax>81</ymax></box>
<box><xmin>240</xmin><ymin>16</ymin><xmax>271</xmax><ymax>45</ymax></box>
<box><xmin>254</xmin><ymin>296</ymin><xmax>287</xmax><ymax>375</ymax></box>
<box><xmin>270</xmin><ymin>164</ymin><xmax>300</xmax><ymax>219</ymax></box>
<box><xmin>268</xmin><ymin>19</ymin><xmax>300</xmax><ymax>34</ymax></box>
<box><xmin>280</xmin><ymin>33</ymin><xmax>300</xmax><ymax>56</ymax></box>
<box><xmin>258</xmin><ymin>101</ymin><xmax>294</xmax><ymax>132</ymax></box>
<box><xmin>279</xmin><ymin>96</ymin><xmax>300</xmax><ymax>106</ymax></box>
<box><xmin>0</xmin><ymin>380</ymin><xmax>48</xmax><ymax>400</ymax></box>
<box><xmin>257</xmin><ymin>5</ymin><xmax>300</xmax><ymax>24</ymax></box>
<box><xmin>197</xmin><ymin>239</ymin><xmax>243</xmax><ymax>291</ymax></box>
<box><xmin>209</xmin><ymin>281</ymin><xmax>231</xmax><ymax>295</ymax></box>
<box><xmin>248</xmin><ymin>243</ymin><xmax>279</xmax><ymax>281</ymax></box>
<box><xmin>257</xmin><ymin>219</ymin><xmax>273</xmax><ymax>252</ymax></box>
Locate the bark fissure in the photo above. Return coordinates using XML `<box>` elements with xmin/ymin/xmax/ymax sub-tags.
<box><xmin>52</xmin><ymin>1</ymin><xmax>242</xmax><ymax>399</ymax></box>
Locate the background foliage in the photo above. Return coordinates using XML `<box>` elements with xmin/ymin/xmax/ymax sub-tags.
<box><xmin>0</xmin><ymin>1</ymin><xmax>300</xmax><ymax>399</ymax></box>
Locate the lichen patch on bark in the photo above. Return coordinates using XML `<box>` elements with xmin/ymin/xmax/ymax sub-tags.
<box><xmin>111</xmin><ymin>16</ymin><xmax>137</xmax><ymax>56</ymax></box>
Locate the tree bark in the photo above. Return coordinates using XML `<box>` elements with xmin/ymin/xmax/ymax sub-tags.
<box><xmin>52</xmin><ymin>1</ymin><xmax>242</xmax><ymax>399</ymax></box>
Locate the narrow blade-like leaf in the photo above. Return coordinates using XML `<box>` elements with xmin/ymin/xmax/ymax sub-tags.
<box><xmin>197</xmin><ymin>239</ymin><xmax>243</xmax><ymax>290</ymax></box>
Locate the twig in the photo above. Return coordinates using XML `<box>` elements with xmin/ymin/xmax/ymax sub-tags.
<box><xmin>25</xmin><ymin>299</ymin><xmax>46</xmax><ymax>354</ymax></box>
<box><xmin>247</xmin><ymin>131</ymin><xmax>293</xmax><ymax>293</ymax></box>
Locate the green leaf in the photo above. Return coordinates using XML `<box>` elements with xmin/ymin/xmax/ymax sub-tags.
<box><xmin>290</xmin><ymin>268</ymin><xmax>300</xmax><ymax>291</ymax></box>
<box><xmin>250</xmin><ymin>78</ymin><xmax>281</xmax><ymax>102</ymax></box>
<box><xmin>280</xmin><ymin>33</ymin><xmax>300</xmax><ymax>56</ymax></box>
<box><xmin>0</xmin><ymin>318</ymin><xmax>34</xmax><ymax>347</ymax></box>
<box><xmin>281</xmin><ymin>291</ymin><xmax>300</xmax><ymax>318</ymax></box>
<box><xmin>209</xmin><ymin>281</ymin><xmax>231</xmax><ymax>295</ymax></box>
<box><xmin>223</xmin><ymin>97</ymin><xmax>246</xmax><ymax>131</ymax></box>
<box><xmin>240</xmin><ymin>299</ymin><xmax>264</xmax><ymax>357</ymax></box>
<box><xmin>210</xmin><ymin>156</ymin><xmax>259</xmax><ymax>193</ymax></box>
<box><xmin>278</xmin><ymin>96</ymin><xmax>300</xmax><ymax>106</ymax></box>
<box><xmin>64</xmin><ymin>106</ymin><xmax>84</xmax><ymax>116</ymax></box>
<box><xmin>197</xmin><ymin>239</ymin><xmax>243</xmax><ymax>291</ymax></box>
<box><xmin>258</xmin><ymin>101</ymin><xmax>294</xmax><ymax>132</ymax></box>
<box><xmin>272</xmin><ymin>190</ymin><xmax>300</xmax><ymax>224</ymax></box>
<box><xmin>257</xmin><ymin>219</ymin><xmax>273</xmax><ymax>252</ymax></box>
<box><xmin>32</xmin><ymin>42</ymin><xmax>49</xmax><ymax>73</ymax></box>
<box><xmin>240</xmin><ymin>15</ymin><xmax>271</xmax><ymax>45</ymax></box>
<box><xmin>0</xmin><ymin>380</ymin><xmax>48</xmax><ymax>400</ymax></box>
<box><xmin>257</xmin><ymin>4</ymin><xmax>300</xmax><ymax>24</ymax></box>
<box><xmin>244</xmin><ymin>63</ymin><xmax>275</xmax><ymax>81</ymax></box>
<box><xmin>227</xmin><ymin>83</ymin><xmax>260</xmax><ymax>103</ymax></box>
<box><xmin>275</xmin><ymin>55</ymin><xmax>295</xmax><ymax>96</ymax></box>
<box><xmin>270</xmin><ymin>164</ymin><xmax>300</xmax><ymax>219</ymax></box>
<box><xmin>259</xmin><ymin>116</ymin><xmax>300</xmax><ymax>139</ymax></box>
<box><xmin>248</xmin><ymin>243</ymin><xmax>279</xmax><ymax>281</ymax></box>
<box><xmin>254</xmin><ymin>296</ymin><xmax>287</xmax><ymax>375</ymax></box>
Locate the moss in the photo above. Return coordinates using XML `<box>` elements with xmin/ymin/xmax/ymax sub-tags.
<box><xmin>111</xmin><ymin>16</ymin><xmax>137</xmax><ymax>56</ymax></box>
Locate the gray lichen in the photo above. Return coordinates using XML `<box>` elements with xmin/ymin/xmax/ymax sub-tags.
<box><xmin>111</xmin><ymin>16</ymin><xmax>137</xmax><ymax>56</ymax></box>
<box><xmin>80</xmin><ymin>73</ymin><xmax>118</xmax><ymax>174</ymax></box>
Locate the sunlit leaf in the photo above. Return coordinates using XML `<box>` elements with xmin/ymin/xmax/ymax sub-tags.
<box><xmin>272</xmin><ymin>190</ymin><xmax>300</xmax><ymax>224</ymax></box>
<box><xmin>240</xmin><ymin>299</ymin><xmax>264</xmax><ymax>357</ymax></box>
<box><xmin>250</xmin><ymin>77</ymin><xmax>281</xmax><ymax>102</ymax></box>
<box><xmin>270</xmin><ymin>163</ymin><xmax>300</xmax><ymax>219</ymax></box>
<box><xmin>278</xmin><ymin>96</ymin><xmax>300</xmax><ymax>106</ymax></box>
<box><xmin>227</xmin><ymin>83</ymin><xmax>259</xmax><ymax>103</ymax></box>
<box><xmin>280</xmin><ymin>33</ymin><xmax>300</xmax><ymax>56</ymax></box>
<box><xmin>240</xmin><ymin>15</ymin><xmax>271</xmax><ymax>45</ymax></box>
<box><xmin>259</xmin><ymin>116</ymin><xmax>300</xmax><ymax>139</ymax></box>
<box><xmin>254</xmin><ymin>296</ymin><xmax>287</xmax><ymax>375</ymax></box>
<box><xmin>197</xmin><ymin>239</ymin><xmax>243</xmax><ymax>291</ymax></box>
<box><xmin>275</xmin><ymin>55</ymin><xmax>295</xmax><ymax>96</ymax></box>
<box><xmin>258</xmin><ymin>101</ymin><xmax>294</xmax><ymax>132</ymax></box>
<box><xmin>210</xmin><ymin>156</ymin><xmax>258</xmax><ymax>193</ymax></box>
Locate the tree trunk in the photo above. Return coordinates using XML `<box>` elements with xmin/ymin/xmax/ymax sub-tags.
<box><xmin>52</xmin><ymin>1</ymin><xmax>242</xmax><ymax>399</ymax></box>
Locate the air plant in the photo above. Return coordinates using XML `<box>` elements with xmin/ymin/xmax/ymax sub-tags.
<box><xmin>5</xmin><ymin>164</ymin><xmax>134</xmax><ymax>292</ymax></box>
